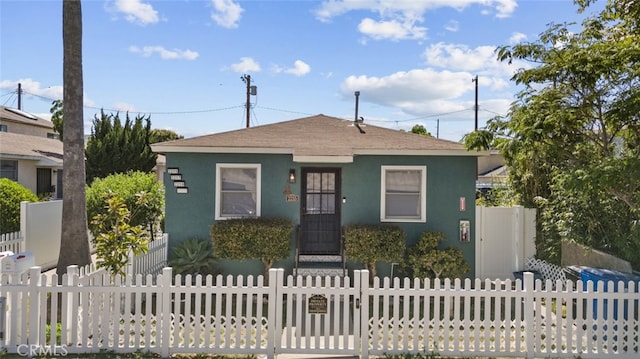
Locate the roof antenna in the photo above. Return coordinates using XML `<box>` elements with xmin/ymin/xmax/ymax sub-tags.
<box><xmin>354</xmin><ymin>91</ymin><xmax>365</xmax><ymax>134</ymax></box>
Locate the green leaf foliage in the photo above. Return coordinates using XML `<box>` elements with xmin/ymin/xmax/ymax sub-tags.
<box><xmin>210</xmin><ymin>217</ymin><xmax>293</xmax><ymax>276</ymax></box>
<box><xmin>464</xmin><ymin>0</ymin><xmax>640</xmax><ymax>267</ymax></box>
<box><xmin>406</xmin><ymin>231</ymin><xmax>470</xmax><ymax>279</ymax></box>
<box><xmin>85</xmin><ymin>110</ymin><xmax>157</xmax><ymax>183</ymax></box>
<box><xmin>86</xmin><ymin>171</ymin><xmax>164</xmax><ymax>237</ymax></box>
<box><xmin>0</xmin><ymin>178</ymin><xmax>38</xmax><ymax>234</ymax></box>
<box><xmin>149</xmin><ymin>128</ymin><xmax>184</xmax><ymax>144</ymax></box>
<box><xmin>344</xmin><ymin>224</ymin><xmax>405</xmax><ymax>277</ymax></box>
<box><xmin>168</xmin><ymin>238</ymin><xmax>220</xmax><ymax>276</ymax></box>
<box><xmin>91</xmin><ymin>192</ymin><xmax>149</xmax><ymax>277</ymax></box>
<box><xmin>49</xmin><ymin>99</ymin><xmax>64</xmax><ymax>141</ymax></box>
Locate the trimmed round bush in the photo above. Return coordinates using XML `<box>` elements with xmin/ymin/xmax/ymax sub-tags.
<box><xmin>0</xmin><ymin>178</ymin><xmax>38</xmax><ymax>234</ymax></box>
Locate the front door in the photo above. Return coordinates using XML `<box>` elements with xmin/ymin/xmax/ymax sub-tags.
<box><xmin>300</xmin><ymin>168</ymin><xmax>341</xmax><ymax>254</ymax></box>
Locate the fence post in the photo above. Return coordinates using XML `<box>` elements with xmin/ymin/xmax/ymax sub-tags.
<box><xmin>359</xmin><ymin>270</ymin><xmax>370</xmax><ymax>359</ymax></box>
<box><xmin>523</xmin><ymin>271</ymin><xmax>535</xmax><ymax>359</ymax></box>
<box><xmin>266</xmin><ymin>268</ymin><xmax>283</xmax><ymax>359</ymax></box>
<box><xmin>160</xmin><ymin>267</ymin><xmax>173</xmax><ymax>358</ymax></box>
<box><xmin>65</xmin><ymin>265</ymin><xmax>79</xmax><ymax>345</ymax></box>
<box><xmin>27</xmin><ymin>266</ymin><xmax>42</xmax><ymax>347</ymax></box>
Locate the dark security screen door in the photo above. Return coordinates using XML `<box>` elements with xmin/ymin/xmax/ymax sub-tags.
<box><xmin>300</xmin><ymin>168</ymin><xmax>341</xmax><ymax>254</ymax></box>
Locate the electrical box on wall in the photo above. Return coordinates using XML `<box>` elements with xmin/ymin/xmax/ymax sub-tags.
<box><xmin>459</xmin><ymin>220</ymin><xmax>470</xmax><ymax>242</ymax></box>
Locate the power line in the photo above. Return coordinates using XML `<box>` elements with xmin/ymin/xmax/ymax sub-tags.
<box><xmin>16</xmin><ymin>88</ymin><xmax>493</xmax><ymax>124</ymax></box>
<box><xmin>20</xmin><ymin>90</ymin><xmax>244</xmax><ymax>115</ymax></box>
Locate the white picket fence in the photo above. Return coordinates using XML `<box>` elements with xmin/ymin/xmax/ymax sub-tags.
<box><xmin>0</xmin><ymin>268</ymin><xmax>638</xmax><ymax>359</ymax></box>
<box><xmin>0</xmin><ymin>232</ymin><xmax>23</xmax><ymax>254</ymax></box>
<box><xmin>0</xmin><ymin>230</ymin><xmax>167</xmax><ymax>278</ymax></box>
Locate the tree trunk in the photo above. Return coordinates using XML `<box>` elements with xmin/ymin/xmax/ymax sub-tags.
<box><xmin>57</xmin><ymin>0</ymin><xmax>91</xmax><ymax>277</ymax></box>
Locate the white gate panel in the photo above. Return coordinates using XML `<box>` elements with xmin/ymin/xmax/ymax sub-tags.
<box><xmin>476</xmin><ymin>206</ymin><xmax>538</xmax><ymax>280</ymax></box>
<box><xmin>272</xmin><ymin>270</ymin><xmax>367</xmax><ymax>357</ymax></box>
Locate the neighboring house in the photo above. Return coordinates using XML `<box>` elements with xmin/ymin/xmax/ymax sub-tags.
<box><xmin>477</xmin><ymin>149</ymin><xmax>507</xmax><ymax>192</ymax></box>
<box><xmin>0</xmin><ymin>106</ymin><xmax>63</xmax><ymax>199</ymax></box>
<box><xmin>151</xmin><ymin>114</ymin><xmax>486</xmax><ymax>277</ymax></box>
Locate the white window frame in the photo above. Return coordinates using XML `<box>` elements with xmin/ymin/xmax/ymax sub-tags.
<box><xmin>380</xmin><ymin>165</ymin><xmax>426</xmax><ymax>223</ymax></box>
<box><xmin>215</xmin><ymin>163</ymin><xmax>261</xmax><ymax>220</ymax></box>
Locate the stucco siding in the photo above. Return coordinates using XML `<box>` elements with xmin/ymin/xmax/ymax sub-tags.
<box><xmin>164</xmin><ymin>152</ymin><xmax>477</xmax><ymax>278</ymax></box>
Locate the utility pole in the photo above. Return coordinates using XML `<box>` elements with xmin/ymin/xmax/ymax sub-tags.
<box><xmin>472</xmin><ymin>75</ymin><xmax>478</xmax><ymax>130</ymax></box>
<box><xmin>17</xmin><ymin>83</ymin><xmax>22</xmax><ymax>110</ymax></box>
<box><xmin>242</xmin><ymin>74</ymin><xmax>251</xmax><ymax>128</ymax></box>
<box><xmin>241</xmin><ymin>74</ymin><xmax>257</xmax><ymax>128</ymax></box>
<box><xmin>436</xmin><ymin>119</ymin><xmax>440</xmax><ymax>138</ymax></box>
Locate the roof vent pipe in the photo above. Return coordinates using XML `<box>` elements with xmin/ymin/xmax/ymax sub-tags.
<box><xmin>354</xmin><ymin>91</ymin><xmax>360</xmax><ymax>123</ymax></box>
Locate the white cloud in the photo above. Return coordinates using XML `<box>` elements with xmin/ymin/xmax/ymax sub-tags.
<box><xmin>129</xmin><ymin>46</ymin><xmax>199</xmax><ymax>60</ymax></box>
<box><xmin>113</xmin><ymin>102</ymin><xmax>137</xmax><ymax>112</ymax></box>
<box><xmin>113</xmin><ymin>0</ymin><xmax>159</xmax><ymax>25</ymax></box>
<box><xmin>210</xmin><ymin>0</ymin><xmax>243</xmax><ymax>28</ymax></box>
<box><xmin>273</xmin><ymin>60</ymin><xmax>311</xmax><ymax>76</ymax></box>
<box><xmin>341</xmin><ymin>69</ymin><xmax>472</xmax><ymax>107</ymax></box>
<box><xmin>423</xmin><ymin>42</ymin><xmax>529</xmax><ymax>83</ymax></box>
<box><xmin>314</xmin><ymin>0</ymin><xmax>517</xmax><ymax>22</ymax></box>
<box><xmin>0</xmin><ymin>78</ymin><xmax>63</xmax><ymax>102</ymax></box>
<box><xmin>231</xmin><ymin>57</ymin><xmax>261</xmax><ymax>73</ymax></box>
<box><xmin>445</xmin><ymin>20</ymin><xmax>459</xmax><ymax>32</ymax></box>
<box><xmin>358</xmin><ymin>17</ymin><xmax>427</xmax><ymax>41</ymax></box>
<box><xmin>314</xmin><ymin>0</ymin><xmax>516</xmax><ymax>41</ymax></box>
<box><xmin>509</xmin><ymin>32</ymin><xmax>528</xmax><ymax>44</ymax></box>
<box><xmin>0</xmin><ymin>78</ymin><xmax>96</xmax><ymax>114</ymax></box>
<box><xmin>423</xmin><ymin>42</ymin><xmax>497</xmax><ymax>72</ymax></box>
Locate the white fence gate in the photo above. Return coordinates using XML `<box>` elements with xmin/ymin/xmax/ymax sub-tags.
<box><xmin>476</xmin><ymin>205</ymin><xmax>537</xmax><ymax>280</ymax></box>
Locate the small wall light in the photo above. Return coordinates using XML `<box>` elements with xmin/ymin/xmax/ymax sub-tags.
<box><xmin>289</xmin><ymin>169</ymin><xmax>296</xmax><ymax>183</ymax></box>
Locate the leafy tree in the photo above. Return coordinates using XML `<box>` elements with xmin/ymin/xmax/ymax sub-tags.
<box><xmin>90</xmin><ymin>192</ymin><xmax>149</xmax><ymax>277</ymax></box>
<box><xmin>343</xmin><ymin>224</ymin><xmax>405</xmax><ymax>278</ymax></box>
<box><xmin>57</xmin><ymin>0</ymin><xmax>92</xmax><ymax>277</ymax></box>
<box><xmin>410</xmin><ymin>124</ymin><xmax>432</xmax><ymax>137</ymax></box>
<box><xmin>406</xmin><ymin>231</ymin><xmax>470</xmax><ymax>279</ymax></box>
<box><xmin>50</xmin><ymin>99</ymin><xmax>64</xmax><ymax>140</ymax></box>
<box><xmin>0</xmin><ymin>179</ymin><xmax>38</xmax><ymax>234</ymax></box>
<box><xmin>210</xmin><ymin>217</ymin><xmax>293</xmax><ymax>278</ymax></box>
<box><xmin>150</xmin><ymin>128</ymin><xmax>183</xmax><ymax>144</ymax></box>
<box><xmin>464</xmin><ymin>0</ymin><xmax>640</xmax><ymax>266</ymax></box>
<box><xmin>86</xmin><ymin>171</ymin><xmax>164</xmax><ymax>237</ymax></box>
<box><xmin>85</xmin><ymin>110</ymin><xmax>157</xmax><ymax>183</ymax></box>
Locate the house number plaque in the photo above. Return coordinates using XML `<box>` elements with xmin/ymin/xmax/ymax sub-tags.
<box><xmin>308</xmin><ymin>294</ymin><xmax>328</xmax><ymax>314</ymax></box>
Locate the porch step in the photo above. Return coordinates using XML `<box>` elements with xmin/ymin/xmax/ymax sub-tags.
<box><xmin>296</xmin><ymin>261</ymin><xmax>344</xmax><ymax>277</ymax></box>
<box><xmin>298</xmin><ymin>255</ymin><xmax>342</xmax><ymax>263</ymax></box>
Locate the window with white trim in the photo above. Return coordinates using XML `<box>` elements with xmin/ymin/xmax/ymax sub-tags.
<box><xmin>215</xmin><ymin>164</ymin><xmax>261</xmax><ymax>219</ymax></box>
<box><xmin>381</xmin><ymin>165</ymin><xmax>426</xmax><ymax>222</ymax></box>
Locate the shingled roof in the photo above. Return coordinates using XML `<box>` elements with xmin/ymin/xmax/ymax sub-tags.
<box><xmin>151</xmin><ymin>114</ymin><xmax>479</xmax><ymax>163</ymax></box>
<box><xmin>0</xmin><ymin>106</ymin><xmax>54</xmax><ymax>129</ymax></box>
<box><xmin>0</xmin><ymin>132</ymin><xmax>63</xmax><ymax>167</ymax></box>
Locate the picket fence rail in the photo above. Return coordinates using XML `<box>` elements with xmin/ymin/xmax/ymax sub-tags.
<box><xmin>0</xmin><ymin>267</ymin><xmax>638</xmax><ymax>359</ymax></box>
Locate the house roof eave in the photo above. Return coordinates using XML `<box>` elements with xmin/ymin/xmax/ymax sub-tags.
<box><xmin>354</xmin><ymin>149</ymin><xmax>490</xmax><ymax>157</ymax></box>
<box><xmin>150</xmin><ymin>146</ymin><xmax>294</xmax><ymax>154</ymax></box>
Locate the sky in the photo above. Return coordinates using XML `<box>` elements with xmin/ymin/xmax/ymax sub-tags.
<box><xmin>0</xmin><ymin>0</ymin><xmax>605</xmax><ymax>142</ymax></box>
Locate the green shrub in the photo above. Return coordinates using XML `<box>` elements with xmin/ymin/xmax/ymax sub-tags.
<box><xmin>0</xmin><ymin>178</ymin><xmax>38</xmax><ymax>234</ymax></box>
<box><xmin>344</xmin><ymin>224</ymin><xmax>405</xmax><ymax>278</ymax></box>
<box><xmin>406</xmin><ymin>231</ymin><xmax>470</xmax><ymax>279</ymax></box>
<box><xmin>86</xmin><ymin>171</ymin><xmax>164</xmax><ymax>237</ymax></box>
<box><xmin>169</xmin><ymin>238</ymin><xmax>220</xmax><ymax>276</ymax></box>
<box><xmin>210</xmin><ymin>217</ymin><xmax>293</xmax><ymax>277</ymax></box>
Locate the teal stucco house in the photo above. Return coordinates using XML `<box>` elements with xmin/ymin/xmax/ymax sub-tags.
<box><xmin>151</xmin><ymin>114</ymin><xmax>482</xmax><ymax>278</ymax></box>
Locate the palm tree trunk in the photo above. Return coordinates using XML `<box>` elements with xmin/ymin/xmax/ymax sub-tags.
<box><xmin>57</xmin><ymin>0</ymin><xmax>91</xmax><ymax>277</ymax></box>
